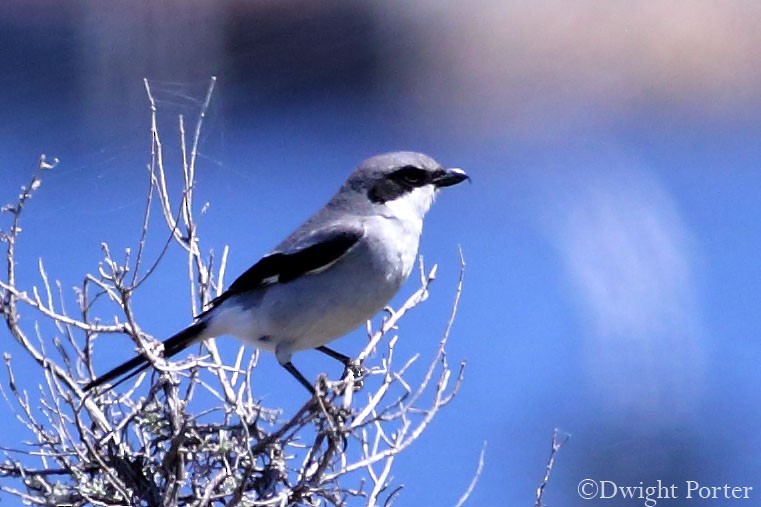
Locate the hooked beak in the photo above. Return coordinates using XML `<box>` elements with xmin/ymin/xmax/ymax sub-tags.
<box><xmin>432</xmin><ymin>167</ymin><xmax>470</xmax><ymax>188</ymax></box>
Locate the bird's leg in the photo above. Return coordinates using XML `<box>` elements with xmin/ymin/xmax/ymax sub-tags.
<box><xmin>277</xmin><ymin>344</ymin><xmax>320</xmax><ymax>396</ymax></box>
<box><xmin>316</xmin><ymin>346</ymin><xmax>364</xmax><ymax>390</ymax></box>
<box><xmin>316</xmin><ymin>345</ymin><xmax>351</xmax><ymax>365</ymax></box>
<box><xmin>281</xmin><ymin>361</ymin><xmax>316</xmax><ymax>396</ymax></box>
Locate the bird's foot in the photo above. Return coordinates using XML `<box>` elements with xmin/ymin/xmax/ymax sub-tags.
<box><xmin>340</xmin><ymin>359</ymin><xmax>365</xmax><ymax>392</ymax></box>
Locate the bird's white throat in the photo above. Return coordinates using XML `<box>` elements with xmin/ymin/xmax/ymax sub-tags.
<box><xmin>382</xmin><ymin>186</ymin><xmax>436</xmax><ymax>224</ymax></box>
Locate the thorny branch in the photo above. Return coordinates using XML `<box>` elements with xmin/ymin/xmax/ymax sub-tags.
<box><xmin>0</xmin><ymin>78</ymin><xmax>475</xmax><ymax>506</ymax></box>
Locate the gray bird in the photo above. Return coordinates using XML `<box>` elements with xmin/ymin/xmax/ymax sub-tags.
<box><xmin>84</xmin><ymin>151</ymin><xmax>468</xmax><ymax>394</ymax></box>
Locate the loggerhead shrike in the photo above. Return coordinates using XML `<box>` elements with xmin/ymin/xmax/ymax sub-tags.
<box><xmin>84</xmin><ymin>151</ymin><xmax>468</xmax><ymax>394</ymax></box>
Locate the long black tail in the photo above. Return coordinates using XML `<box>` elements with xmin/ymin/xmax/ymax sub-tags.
<box><xmin>84</xmin><ymin>321</ymin><xmax>208</xmax><ymax>392</ymax></box>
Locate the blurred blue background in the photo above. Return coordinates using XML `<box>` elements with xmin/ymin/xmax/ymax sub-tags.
<box><xmin>2</xmin><ymin>1</ymin><xmax>761</xmax><ymax>505</ymax></box>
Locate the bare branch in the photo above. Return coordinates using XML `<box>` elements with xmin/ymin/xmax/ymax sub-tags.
<box><xmin>535</xmin><ymin>428</ymin><xmax>570</xmax><ymax>507</ymax></box>
<box><xmin>453</xmin><ymin>442</ymin><xmax>487</xmax><ymax>507</ymax></box>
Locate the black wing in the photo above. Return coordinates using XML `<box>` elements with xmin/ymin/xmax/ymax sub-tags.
<box><xmin>204</xmin><ymin>226</ymin><xmax>363</xmax><ymax>311</ymax></box>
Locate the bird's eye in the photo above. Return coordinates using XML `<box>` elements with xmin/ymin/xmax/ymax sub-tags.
<box><xmin>395</xmin><ymin>166</ymin><xmax>428</xmax><ymax>186</ymax></box>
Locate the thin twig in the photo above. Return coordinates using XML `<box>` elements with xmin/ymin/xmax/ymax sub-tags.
<box><xmin>453</xmin><ymin>442</ymin><xmax>487</xmax><ymax>507</ymax></box>
<box><xmin>535</xmin><ymin>428</ymin><xmax>570</xmax><ymax>507</ymax></box>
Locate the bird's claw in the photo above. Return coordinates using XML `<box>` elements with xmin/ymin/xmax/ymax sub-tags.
<box><xmin>341</xmin><ymin>359</ymin><xmax>365</xmax><ymax>392</ymax></box>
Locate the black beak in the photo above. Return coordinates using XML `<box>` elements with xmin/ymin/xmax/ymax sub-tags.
<box><xmin>432</xmin><ymin>167</ymin><xmax>469</xmax><ymax>188</ymax></box>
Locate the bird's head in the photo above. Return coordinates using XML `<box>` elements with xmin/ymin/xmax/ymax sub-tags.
<box><xmin>341</xmin><ymin>151</ymin><xmax>469</xmax><ymax>221</ymax></box>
